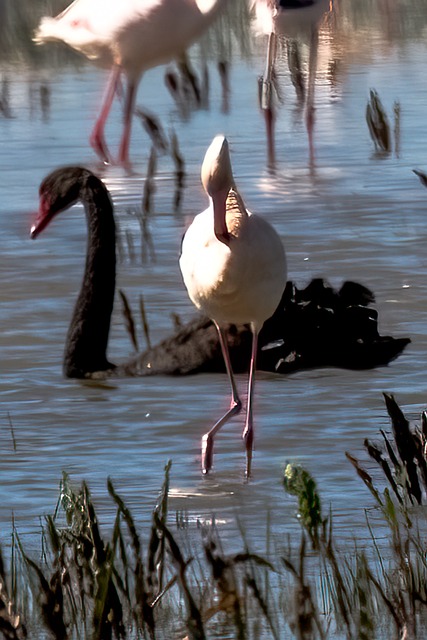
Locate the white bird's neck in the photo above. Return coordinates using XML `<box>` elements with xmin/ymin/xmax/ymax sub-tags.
<box><xmin>223</xmin><ymin>188</ymin><xmax>248</xmax><ymax>238</ymax></box>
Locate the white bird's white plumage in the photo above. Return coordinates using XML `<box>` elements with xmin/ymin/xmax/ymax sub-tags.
<box><xmin>180</xmin><ymin>135</ymin><xmax>286</xmax><ymax>329</ymax></box>
<box><xmin>34</xmin><ymin>0</ymin><xmax>226</xmax><ymax>163</ymax></box>
<box><xmin>181</xmin><ymin>199</ymin><xmax>286</xmax><ymax>328</ymax></box>
<box><xmin>180</xmin><ymin>135</ymin><xmax>287</xmax><ymax>476</ymax></box>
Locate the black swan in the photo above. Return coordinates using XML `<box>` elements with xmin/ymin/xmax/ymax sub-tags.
<box><xmin>31</xmin><ymin>166</ymin><xmax>410</xmax><ymax>380</ymax></box>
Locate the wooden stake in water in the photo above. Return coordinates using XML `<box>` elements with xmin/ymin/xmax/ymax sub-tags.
<box><xmin>7</xmin><ymin>412</ymin><xmax>17</xmax><ymax>452</ymax></box>
<box><xmin>366</xmin><ymin>89</ymin><xmax>391</xmax><ymax>153</ymax></box>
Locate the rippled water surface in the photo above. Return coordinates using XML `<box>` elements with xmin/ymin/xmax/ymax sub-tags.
<box><xmin>1</xmin><ymin>0</ymin><xmax>427</xmax><ymax>552</ymax></box>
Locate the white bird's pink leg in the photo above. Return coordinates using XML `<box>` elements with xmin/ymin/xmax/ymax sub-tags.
<box><xmin>118</xmin><ymin>80</ymin><xmax>138</xmax><ymax>166</ymax></box>
<box><xmin>242</xmin><ymin>329</ymin><xmax>258</xmax><ymax>479</ymax></box>
<box><xmin>201</xmin><ymin>322</ymin><xmax>242</xmax><ymax>474</ymax></box>
<box><xmin>90</xmin><ymin>66</ymin><xmax>120</xmax><ymax>164</ymax></box>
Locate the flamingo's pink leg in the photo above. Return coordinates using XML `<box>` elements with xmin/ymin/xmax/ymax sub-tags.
<box><xmin>201</xmin><ymin>322</ymin><xmax>242</xmax><ymax>474</ymax></box>
<box><xmin>242</xmin><ymin>329</ymin><xmax>258</xmax><ymax>479</ymax></box>
<box><xmin>90</xmin><ymin>66</ymin><xmax>121</xmax><ymax>164</ymax></box>
<box><xmin>118</xmin><ymin>79</ymin><xmax>138</xmax><ymax>166</ymax></box>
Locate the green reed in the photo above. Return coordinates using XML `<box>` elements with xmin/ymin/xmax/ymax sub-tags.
<box><xmin>3</xmin><ymin>394</ymin><xmax>427</xmax><ymax>638</ymax></box>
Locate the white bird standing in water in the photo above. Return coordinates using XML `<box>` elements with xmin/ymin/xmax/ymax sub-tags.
<box><xmin>34</xmin><ymin>0</ymin><xmax>226</xmax><ymax>166</ymax></box>
<box><xmin>180</xmin><ymin>135</ymin><xmax>287</xmax><ymax>476</ymax></box>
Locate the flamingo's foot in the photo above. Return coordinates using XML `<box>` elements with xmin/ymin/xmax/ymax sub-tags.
<box><xmin>242</xmin><ymin>425</ymin><xmax>254</xmax><ymax>479</ymax></box>
<box><xmin>90</xmin><ymin>130</ymin><xmax>112</xmax><ymax>165</ymax></box>
<box><xmin>201</xmin><ymin>398</ymin><xmax>242</xmax><ymax>475</ymax></box>
<box><xmin>201</xmin><ymin>433</ymin><xmax>214</xmax><ymax>474</ymax></box>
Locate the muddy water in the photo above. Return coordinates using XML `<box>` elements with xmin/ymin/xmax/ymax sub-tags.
<box><xmin>1</xmin><ymin>0</ymin><xmax>427</xmax><ymax>552</ymax></box>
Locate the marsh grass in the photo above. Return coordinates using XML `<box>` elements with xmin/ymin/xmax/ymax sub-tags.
<box><xmin>3</xmin><ymin>395</ymin><xmax>427</xmax><ymax>638</ymax></box>
<box><xmin>366</xmin><ymin>89</ymin><xmax>401</xmax><ymax>157</ymax></box>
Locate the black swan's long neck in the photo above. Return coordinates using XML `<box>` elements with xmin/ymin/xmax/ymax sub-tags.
<box><xmin>64</xmin><ymin>178</ymin><xmax>116</xmax><ymax>378</ymax></box>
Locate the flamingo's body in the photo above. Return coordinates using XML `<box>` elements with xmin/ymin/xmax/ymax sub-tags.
<box><xmin>180</xmin><ymin>135</ymin><xmax>287</xmax><ymax>476</ymax></box>
<box><xmin>34</xmin><ymin>0</ymin><xmax>225</xmax><ymax>164</ymax></box>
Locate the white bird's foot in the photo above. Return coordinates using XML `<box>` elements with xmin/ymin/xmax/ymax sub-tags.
<box><xmin>201</xmin><ymin>398</ymin><xmax>242</xmax><ymax>474</ymax></box>
<box><xmin>90</xmin><ymin>130</ymin><xmax>112</xmax><ymax>165</ymax></box>
<box><xmin>201</xmin><ymin>433</ymin><xmax>214</xmax><ymax>474</ymax></box>
<box><xmin>243</xmin><ymin>425</ymin><xmax>254</xmax><ymax>479</ymax></box>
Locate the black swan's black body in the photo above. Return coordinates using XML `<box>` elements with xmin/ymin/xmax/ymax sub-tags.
<box><xmin>32</xmin><ymin>167</ymin><xmax>410</xmax><ymax>379</ymax></box>
<box><xmin>125</xmin><ymin>279</ymin><xmax>410</xmax><ymax>377</ymax></box>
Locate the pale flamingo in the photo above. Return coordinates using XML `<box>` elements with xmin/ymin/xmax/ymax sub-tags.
<box><xmin>179</xmin><ymin>135</ymin><xmax>287</xmax><ymax>476</ymax></box>
<box><xmin>34</xmin><ymin>0</ymin><xmax>226</xmax><ymax>165</ymax></box>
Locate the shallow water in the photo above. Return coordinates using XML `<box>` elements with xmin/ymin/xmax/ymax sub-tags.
<box><xmin>1</xmin><ymin>0</ymin><xmax>427</xmax><ymax>555</ymax></box>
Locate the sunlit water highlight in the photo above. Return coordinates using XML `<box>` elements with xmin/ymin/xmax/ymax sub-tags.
<box><xmin>1</xmin><ymin>0</ymin><xmax>427</xmax><ymax>555</ymax></box>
